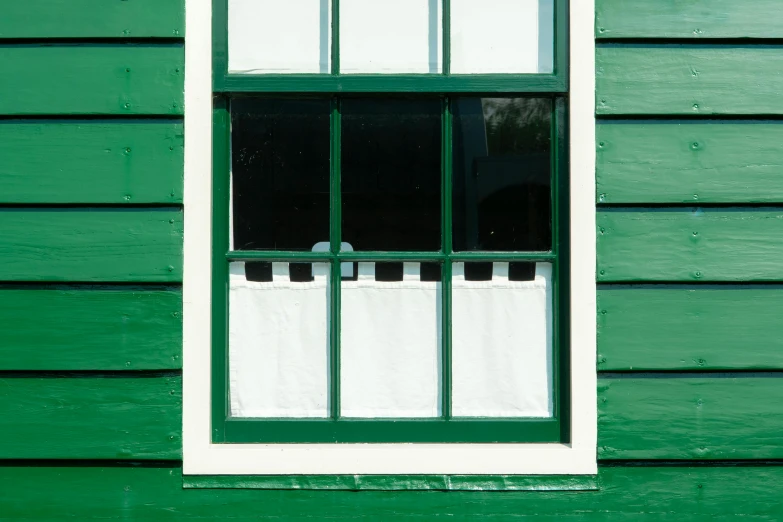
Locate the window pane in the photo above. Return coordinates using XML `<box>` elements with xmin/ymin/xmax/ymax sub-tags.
<box><xmin>228</xmin><ymin>0</ymin><xmax>331</xmax><ymax>74</ymax></box>
<box><xmin>231</xmin><ymin>99</ymin><xmax>331</xmax><ymax>251</ymax></box>
<box><xmin>342</xmin><ymin>98</ymin><xmax>441</xmax><ymax>251</ymax></box>
<box><xmin>452</xmin><ymin>97</ymin><xmax>552</xmax><ymax>252</ymax></box>
<box><xmin>340</xmin><ymin>0</ymin><xmax>442</xmax><ymax>74</ymax></box>
<box><xmin>341</xmin><ymin>262</ymin><xmax>441</xmax><ymax>418</ymax></box>
<box><xmin>229</xmin><ymin>262</ymin><xmax>331</xmax><ymax>418</ymax></box>
<box><xmin>451</xmin><ymin>0</ymin><xmax>554</xmax><ymax>74</ymax></box>
<box><xmin>451</xmin><ymin>262</ymin><xmax>553</xmax><ymax>418</ymax></box>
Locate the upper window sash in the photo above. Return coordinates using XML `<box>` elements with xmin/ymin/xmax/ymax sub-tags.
<box><xmin>212</xmin><ymin>0</ymin><xmax>569</xmax><ymax>93</ymax></box>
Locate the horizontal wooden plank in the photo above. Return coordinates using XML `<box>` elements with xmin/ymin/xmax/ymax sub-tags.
<box><xmin>597</xmin><ymin>46</ymin><xmax>783</xmax><ymax>115</ymax></box>
<box><xmin>599</xmin><ymin>376</ymin><xmax>783</xmax><ymax>460</ymax></box>
<box><xmin>0</xmin><ymin>45</ymin><xmax>183</xmax><ymax>115</ymax></box>
<box><xmin>1</xmin><ymin>466</ymin><xmax>783</xmax><ymax>519</ymax></box>
<box><xmin>596</xmin><ymin>0</ymin><xmax>783</xmax><ymax>39</ymax></box>
<box><xmin>0</xmin><ymin>121</ymin><xmax>183</xmax><ymax>203</ymax></box>
<box><xmin>0</xmin><ymin>288</ymin><xmax>181</xmax><ymax>370</ymax></box>
<box><xmin>597</xmin><ymin>121</ymin><xmax>783</xmax><ymax>204</ymax></box>
<box><xmin>597</xmin><ymin>209</ymin><xmax>783</xmax><ymax>282</ymax></box>
<box><xmin>0</xmin><ymin>208</ymin><xmax>182</xmax><ymax>282</ymax></box>
<box><xmin>598</xmin><ymin>287</ymin><xmax>783</xmax><ymax>370</ymax></box>
<box><xmin>0</xmin><ymin>0</ymin><xmax>183</xmax><ymax>38</ymax></box>
<box><xmin>0</xmin><ymin>376</ymin><xmax>180</xmax><ymax>459</ymax></box>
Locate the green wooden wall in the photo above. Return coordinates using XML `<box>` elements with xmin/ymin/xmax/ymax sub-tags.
<box><xmin>1</xmin><ymin>1</ymin><xmax>782</xmax><ymax>519</ymax></box>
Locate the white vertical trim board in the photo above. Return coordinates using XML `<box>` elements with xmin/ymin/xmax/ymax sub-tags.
<box><xmin>182</xmin><ymin>0</ymin><xmax>597</xmax><ymax>475</ymax></box>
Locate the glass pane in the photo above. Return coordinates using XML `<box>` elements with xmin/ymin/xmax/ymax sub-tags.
<box><xmin>452</xmin><ymin>97</ymin><xmax>552</xmax><ymax>252</ymax></box>
<box><xmin>451</xmin><ymin>262</ymin><xmax>553</xmax><ymax>418</ymax></box>
<box><xmin>341</xmin><ymin>262</ymin><xmax>441</xmax><ymax>418</ymax></box>
<box><xmin>229</xmin><ymin>262</ymin><xmax>331</xmax><ymax>418</ymax></box>
<box><xmin>231</xmin><ymin>99</ymin><xmax>331</xmax><ymax>251</ymax></box>
<box><xmin>450</xmin><ymin>0</ymin><xmax>554</xmax><ymax>74</ymax></box>
<box><xmin>228</xmin><ymin>0</ymin><xmax>331</xmax><ymax>74</ymax></box>
<box><xmin>340</xmin><ymin>0</ymin><xmax>442</xmax><ymax>74</ymax></box>
<box><xmin>342</xmin><ymin>98</ymin><xmax>441</xmax><ymax>251</ymax></box>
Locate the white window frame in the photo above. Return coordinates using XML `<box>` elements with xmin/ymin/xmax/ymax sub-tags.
<box><xmin>182</xmin><ymin>0</ymin><xmax>597</xmax><ymax>475</ymax></box>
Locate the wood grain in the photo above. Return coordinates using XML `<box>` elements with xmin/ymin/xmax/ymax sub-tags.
<box><xmin>0</xmin><ymin>376</ymin><xmax>180</xmax><ymax>459</ymax></box>
<box><xmin>0</xmin><ymin>121</ymin><xmax>183</xmax><ymax>204</ymax></box>
<box><xmin>597</xmin><ymin>46</ymin><xmax>783</xmax><ymax>115</ymax></box>
<box><xmin>0</xmin><ymin>287</ymin><xmax>181</xmax><ymax>370</ymax></box>
<box><xmin>0</xmin><ymin>208</ymin><xmax>183</xmax><ymax>282</ymax></box>
<box><xmin>598</xmin><ymin>287</ymin><xmax>783</xmax><ymax>371</ymax></box>
<box><xmin>1</xmin><ymin>465</ymin><xmax>783</xmax><ymax>519</ymax></box>
<box><xmin>0</xmin><ymin>0</ymin><xmax>184</xmax><ymax>38</ymax></box>
<box><xmin>599</xmin><ymin>376</ymin><xmax>783</xmax><ymax>460</ymax></box>
<box><xmin>0</xmin><ymin>45</ymin><xmax>183</xmax><ymax>115</ymax></box>
<box><xmin>597</xmin><ymin>209</ymin><xmax>783</xmax><ymax>282</ymax></box>
<box><xmin>596</xmin><ymin>0</ymin><xmax>783</xmax><ymax>39</ymax></box>
<box><xmin>597</xmin><ymin>121</ymin><xmax>783</xmax><ymax>204</ymax></box>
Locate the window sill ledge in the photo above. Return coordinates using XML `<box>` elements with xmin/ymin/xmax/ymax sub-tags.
<box><xmin>183</xmin><ymin>474</ymin><xmax>599</xmax><ymax>491</ymax></box>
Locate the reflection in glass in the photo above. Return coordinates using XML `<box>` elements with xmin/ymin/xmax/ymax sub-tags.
<box><xmin>342</xmin><ymin>98</ymin><xmax>441</xmax><ymax>251</ymax></box>
<box><xmin>231</xmin><ymin>99</ymin><xmax>331</xmax><ymax>251</ymax></box>
<box><xmin>452</xmin><ymin>97</ymin><xmax>552</xmax><ymax>252</ymax></box>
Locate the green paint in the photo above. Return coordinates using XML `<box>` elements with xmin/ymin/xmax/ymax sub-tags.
<box><xmin>0</xmin><ymin>208</ymin><xmax>183</xmax><ymax>282</ymax></box>
<box><xmin>596</xmin><ymin>0</ymin><xmax>783</xmax><ymax>39</ymax></box>
<box><xmin>3</xmin><ymin>466</ymin><xmax>783</xmax><ymax>519</ymax></box>
<box><xmin>0</xmin><ymin>287</ymin><xmax>181</xmax><ymax>371</ymax></box>
<box><xmin>218</xmin><ymin>74</ymin><xmax>566</xmax><ymax>94</ymax></box>
<box><xmin>210</xmin><ymin>100</ymin><xmax>230</xmax><ymax>445</ymax></box>
<box><xmin>598</xmin><ymin>287</ymin><xmax>783</xmax><ymax>371</ymax></box>
<box><xmin>0</xmin><ymin>0</ymin><xmax>184</xmax><ymax>38</ymax></box>
<box><xmin>0</xmin><ymin>121</ymin><xmax>183</xmax><ymax>204</ymax></box>
<box><xmin>0</xmin><ymin>376</ymin><xmax>180</xmax><ymax>460</ymax></box>
<box><xmin>599</xmin><ymin>376</ymin><xmax>783</xmax><ymax>460</ymax></box>
<box><xmin>597</xmin><ymin>121</ymin><xmax>783</xmax><ymax>204</ymax></box>
<box><xmin>597</xmin><ymin>45</ymin><xmax>783</xmax><ymax>115</ymax></box>
<box><xmin>329</xmin><ymin>97</ymin><xmax>342</xmax><ymax>420</ymax></box>
<box><xmin>0</xmin><ymin>45</ymin><xmax>184</xmax><ymax>115</ymax></box>
<box><xmin>597</xmin><ymin>208</ymin><xmax>783</xmax><ymax>282</ymax></box>
<box><xmin>185</xmin><ymin>474</ymin><xmax>598</xmax><ymax>491</ymax></box>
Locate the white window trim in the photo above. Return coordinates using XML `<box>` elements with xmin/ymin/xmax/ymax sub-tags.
<box><xmin>182</xmin><ymin>0</ymin><xmax>596</xmax><ymax>475</ymax></box>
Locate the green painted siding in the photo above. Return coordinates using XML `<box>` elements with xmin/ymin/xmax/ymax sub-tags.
<box><xmin>0</xmin><ymin>45</ymin><xmax>184</xmax><ymax>115</ymax></box>
<box><xmin>599</xmin><ymin>377</ymin><xmax>783</xmax><ymax>460</ymax></box>
<box><xmin>596</xmin><ymin>0</ymin><xmax>783</xmax><ymax>39</ymax></box>
<box><xmin>0</xmin><ymin>0</ymin><xmax>184</xmax><ymax>38</ymax></box>
<box><xmin>0</xmin><ymin>121</ymin><xmax>184</xmax><ymax>204</ymax></box>
<box><xmin>0</xmin><ymin>288</ymin><xmax>182</xmax><ymax>370</ymax></box>
<box><xmin>597</xmin><ymin>121</ymin><xmax>783</xmax><ymax>204</ymax></box>
<box><xmin>598</xmin><ymin>287</ymin><xmax>783</xmax><ymax>370</ymax></box>
<box><xmin>0</xmin><ymin>376</ymin><xmax>181</xmax><ymax>460</ymax></box>
<box><xmin>597</xmin><ymin>209</ymin><xmax>783</xmax><ymax>282</ymax></box>
<box><xmin>1</xmin><ymin>466</ymin><xmax>783</xmax><ymax>519</ymax></box>
<box><xmin>0</xmin><ymin>209</ymin><xmax>183</xmax><ymax>282</ymax></box>
<box><xmin>597</xmin><ymin>46</ymin><xmax>783</xmax><ymax>115</ymax></box>
<box><xmin>1</xmin><ymin>1</ymin><xmax>782</xmax><ymax>519</ymax></box>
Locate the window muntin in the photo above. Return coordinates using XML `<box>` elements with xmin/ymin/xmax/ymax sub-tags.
<box><xmin>211</xmin><ymin>0</ymin><xmax>569</xmax><ymax>446</ymax></box>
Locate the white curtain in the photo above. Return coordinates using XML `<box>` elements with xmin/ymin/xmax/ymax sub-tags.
<box><xmin>451</xmin><ymin>262</ymin><xmax>553</xmax><ymax>417</ymax></box>
<box><xmin>341</xmin><ymin>263</ymin><xmax>441</xmax><ymax>417</ymax></box>
<box><xmin>228</xmin><ymin>261</ymin><xmax>552</xmax><ymax>419</ymax></box>
<box><xmin>228</xmin><ymin>262</ymin><xmax>330</xmax><ymax>418</ymax></box>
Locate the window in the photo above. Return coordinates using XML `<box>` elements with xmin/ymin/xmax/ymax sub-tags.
<box><xmin>183</xmin><ymin>0</ymin><xmax>596</xmax><ymax>476</ymax></box>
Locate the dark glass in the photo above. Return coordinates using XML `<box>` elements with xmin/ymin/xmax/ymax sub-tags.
<box><xmin>452</xmin><ymin>97</ymin><xmax>552</xmax><ymax>252</ymax></box>
<box><xmin>341</xmin><ymin>98</ymin><xmax>441</xmax><ymax>251</ymax></box>
<box><xmin>231</xmin><ymin>98</ymin><xmax>330</xmax><ymax>251</ymax></box>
